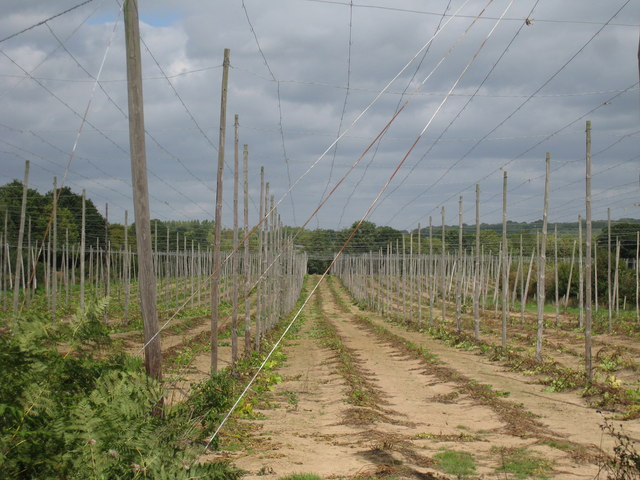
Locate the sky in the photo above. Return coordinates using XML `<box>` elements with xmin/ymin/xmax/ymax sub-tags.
<box><xmin>1</xmin><ymin>0</ymin><xmax>639</xmax><ymax>232</ymax></box>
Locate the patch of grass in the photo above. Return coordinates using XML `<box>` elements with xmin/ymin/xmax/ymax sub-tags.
<box><xmin>433</xmin><ymin>449</ymin><xmax>476</xmax><ymax>477</ymax></box>
<box><xmin>493</xmin><ymin>447</ymin><xmax>553</xmax><ymax>479</ymax></box>
<box><xmin>277</xmin><ymin>474</ymin><xmax>323</xmax><ymax>480</ymax></box>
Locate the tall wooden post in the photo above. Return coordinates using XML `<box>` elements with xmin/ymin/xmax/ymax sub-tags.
<box><xmin>607</xmin><ymin>208</ymin><xmax>612</xmax><ymax>332</ymax></box>
<box><xmin>211</xmin><ymin>48</ymin><xmax>230</xmax><ymax>374</ymax></box>
<box><xmin>243</xmin><ymin>144</ymin><xmax>251</xmax><ymax>356</ymax></box>
<box><xmin>501</xmin><ymin>171</ymin><xmax>508</xmax><ymax>349</ymax></box>
<box><xmin>474</xmin><ymin>184</ymin><xmax>480</xmax><ymax>340</ymax></box>
<box><xmin>103</xmin><ymin>203</ymin><xmax>109</xmax><ymax>323</ymax></box>
<box><xmin>231</xmin><ymin>114</ymin><xmax>240</xmax><ymax>364</ymax></box>
<box><xmin>441</xmin><ymin>206</ymin><xmax>446</xmax><ymax>324</ymax></box>
<box><xmin>585</xmin><ymin>121</ymin><xmax>593</xmax><ymax>380</ymax></box>
<box><xmin>80</xmin><ymin>190</ymin><xmax>86</xmax><ymax>312</ymax></box>
<box><xmin>52</xmin><ymin>176</ymin><xmax>57</xmax><ymax>322</ymax></box>
<box><xmin>457</xmin><ymin>195</ymin><xmax>463</xmax><ymax>333</ymax></box>
<box><xmin>578</xmin><ymin>215</ymin><xmax>584</xmax><ymax>328</ymax></box>
<box><xmin>535</xmin><ymin>154</ymin><xmax>550</xmax><ymax>362</ymax></box>
<box><xmin>124</xmin><ymin>0</ymin><xmax>162</xmax><ymax>384</ymax></box>
<box><xmin>429</xmin><ymin>216</ymin><xmax>433</xmax><ymax>326</ymax></box>
<box><xmin>124</xmin><ymin>210</ymin><xmax>130</xmax><ymax>324</ymax></box>
<box><xmin>12</xmin><ymin>160</ymin><xmax>29</xmax><ymax>324</ymax></box>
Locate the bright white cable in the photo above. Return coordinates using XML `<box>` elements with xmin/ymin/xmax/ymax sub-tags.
<box><xmin>200</xmin><ymin>0</ymin><xmax>511</xmax><ymax>451</ymax></box>
<box><xmin>135</xmin><ymin>0</ymin><xmax>473</xmax><ymax>357</ymax></box>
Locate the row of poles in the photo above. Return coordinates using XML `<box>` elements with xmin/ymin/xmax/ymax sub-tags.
<box><xmin>4</xmin><ymin>10</ymin><xmax>307</xmax><ymax>388</ymax></box>
<box><xmin>334</xmin><ymin>121</ymin><xmax>639</xmax><ymax>380</ymax></box>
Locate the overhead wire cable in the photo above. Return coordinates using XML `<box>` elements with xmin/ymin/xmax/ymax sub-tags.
<box><xmin>381</xmin><ymin>0</ymin><xmax>542</xmax><ymax>224</ymax></box>
<box><xmin>0</xmin><ymin>0</ymin><xmax>96</xmax><ymax>44</ymax></box>
<box><xmin>411</xmin><ymin>81</ymin><xmax>639</xmax><ymax>228</ymax></box>
<box><xmin>241</xmin><ymin>0</ymin><xmax>297</xmax><ymax>224</ymax></box>
<box><xmin>136</xmin><ymin>0</ymin><xmax>479</xmax><ymax>399</ymax></box>
<box><xmin>301</xmin><ymin>0</ymin><xmax>640</xmax><ymax>28</ymax></box>
<box><xmin>337</xmin><ymin>0</ymin><xmax>452</xmax><ymax>227</ymax></box>
<box><xmin>402</xmin><ymin>0</ymin><xmax>636</xmax><ymax>230</ymax></box>
<box><xmin>319</xmin><ymin>0</ymin><xmax>354</xmax><ymax>220</ymax></box>
<box><xmin>0</xmin><ymin>0</ymin><xmax>106</xmax><ymax>101</ymax></box>
<box><xmin>199</xmin><ymin>0</ymin><xmax>512</xmax><ymax>451</ymax></box>
<box><xmin>44</xmin><ymin>9</ymin><xmax>229</xmax><ymax>216</ymax></box>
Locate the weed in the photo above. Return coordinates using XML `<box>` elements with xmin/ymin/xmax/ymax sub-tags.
<box><xmin>599</xmin><ymin>418</ymin><xmax>640</xmax><ymax>479</ymax></box>
<box><xmin>277</xmin><ymin>474</ymin><xmax>323</xmax><ymax>480</ymax></box>
<box><xmin>433</xmin><ymin>449</ymin><xmax>476</xmax><ymax>478</ymax></box>
<box><xmin>493</xmin><ymin>447</ymin><xmax>553</xmax><ymax>479</ymax></box>
<box><xmin>282</xmin><ymin>390</ymin><xmax>299</xmax><ymax>410</ymax></box>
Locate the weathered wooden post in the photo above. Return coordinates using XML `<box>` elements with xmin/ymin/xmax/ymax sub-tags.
<box><xmin>124</xmin><ymin>0</ymin><xmax>163</xmax><ymax>385</ymax></box>
<box><xmin>211</xmin><ymin>47</ymin><xmax>230</xmax><ymax>373</ymax></box>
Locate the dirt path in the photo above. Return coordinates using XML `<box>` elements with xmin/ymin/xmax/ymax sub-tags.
<box><xmin>210</xmin><ymin>276</ymin><xmax>633</xmax><ymax>479</ymax></box>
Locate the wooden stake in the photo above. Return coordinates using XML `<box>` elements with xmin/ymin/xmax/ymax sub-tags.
<box><xmin>52</xmin><ymin>177</ymin><xmax>57</xmax><ymax>322</ymax></box>
<box><xmin>501</xmin><ymin>172</ymin><xmax>508</xmax><ymax>348</ymax></box>
<box><xmin>12</xmin><ymin>160</ymin><xmax>29</xmax><ymax>324</ymax></box>
<box><xmin>607</xmin><ymin>208</ymin><xmax>612</xmax><ymax>332</ymax></box>
<box><xmin>474</xmin><ymin>184</ymin><xmax>480</xmax><ymax>340</ymax></box>
<box><xmin>585</xmin><ymin>121</ymin><xmax>593</xmax><ymax>380</ymax></box>
<box><xmin>231</xmin><ymin>114</ymin><xmax>240</xmax><ymax>364</ymax></box>
<box><xmin>211</xmin><ymin>48</ymin><xmax>230</xmax><ymax>373</ymax></box>
<box><xmin>535</xmin><ymin>154</ymin><xmax>550</xmax><ymax>362</ymax></box>
<box><xmin>441</xmin><ymin>206</ymin><xmax>446</xmax><ymax>325</ymax></box>
<box><xmin>243</xmin><ymin>144</ymin><xmax>251</xmax><ymax>355</ymax></box>
<box><xmin>457</xmin><ymin>195</ymin><xmax>463</xmax><ymax>333</ymax></box>
<box><xmin>124</xmin><ymin>0</ymin><xmax>162</xmax><ymax>385</ymax></box>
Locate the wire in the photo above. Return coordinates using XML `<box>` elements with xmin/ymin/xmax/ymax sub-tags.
<box><xmin>300</xmin><ymin>0</ymin><xmax>640</xmax><ymax>28</ymax></box>
<box><xmin>402</xmin><ymin>0</ymin><xmax>636</xmax><ymax>229</ymax></box>
<box><xmin>380</xmin><ymin>0</ymin><xmax>542</xmax><ymax>222</ymax></box>
<box><xmin>337</xmin><ymin>0</ymin><xmax>453</xmax><ymax>227</ymax></box>
<box><xmin>241</xmin><ymin>0</ymin><xmax>297</xmax><ymax>224</ymax></box>
<box><xmin>0</xmin><ymin>0</ymin><xmax>96</xmax><ymax>45</ymax></box>
<box><xmin>319</xmin><ymin>0</ymin><xmax>354</xmax><ymax>216</ymax></box>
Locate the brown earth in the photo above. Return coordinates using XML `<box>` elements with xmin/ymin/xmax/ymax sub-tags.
<box><xmin>203</xmin><ymin>276</ymin><xmax>638</xmax><ymax>479</ymax></box>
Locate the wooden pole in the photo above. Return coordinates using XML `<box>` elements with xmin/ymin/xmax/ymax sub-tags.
<box><xmin>636</xmin><ymin>231</ymin><xmax>640</xmax><ymax>323</ymax></box>
<box><xmin>501</xmin><ymin>171</ymin><xmax>508</xmax><ymax>348</ymax></box>
<box><xmin>441</xmin><ymin>206</ymin><xmax>446</xmax><ymax>325</ymax></box>
<box><xmin>578</xmin><ymin>214</ymin><xmax>584</xmax><ymax>328</ymax></box>
<box><xmin>554</xmin><ymin>225</ymin><xmax>559</xmax><ymax>324</ymax></box>
<box><xmin>607</xmin><ymin>207</ymin><xmax>612</xmax><ymax>332</ymax></box>
<box><xmin>124</xmin><ymin>210</ymin><xmax>130</xmax><ymax>324</ymax></box>
<box><xmin>585</xmin><ymin>121</ymin><xmax>593</xmax><ymax>380</ymax></box>
<box><xmin>457</xmin><ymin>195</ymin><xmax>463</xmax><ymax>333</ymax></box>
<box><xmin>12</xmin><ymin>160</ymin><xmax>29</xmax><ymax>324</ymax></box>
<box><xmin>52</xmin><ymin>177</ymin><xmax>57</xmax><ymax>322</ymax></box>
<box><xmin>211</xmin><ymin>48</ymin><xmax>230</xmax><ymax>373</ymax></box>
<box><xmin>124</xmin><ymin>0</ymin><xmax>162</xmax><ymax>385</ymax></box>
<box><xmin>231</xmin><ymin>114</ymin><xmax>240</xmax><ymax>364</ymax></box>
<box><xmin>429</xmin><ymin>216</ymin><xmax>434</xmax><ymax>326</ymax></box>
<box><xmin>243</xmin><ymin>144</ymin><xmax>251</xmax><ymax>356</ymax></box>
<box><xmin>104</xmin><ymin>203</ymin><xmax>109</xmax><ymax>323</ymax></box>
<box><xmin>474</xmin><ymin>184</ymin><xmax>480</xmax><ymax>340</ymax></box>
<box><xmin>535</xmin><ymin>154</ymin><xmax>550</xmax><ymax>362</ymax></box>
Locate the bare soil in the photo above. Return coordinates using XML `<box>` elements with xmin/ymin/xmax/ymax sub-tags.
<box><xmin>205</xmin><ymin>276</ymin><xmax>638</xmax><ymax>479</ymax></box>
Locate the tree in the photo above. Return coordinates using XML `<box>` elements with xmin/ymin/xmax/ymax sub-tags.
<box><xmin>597</xmin><ymin>222</ymin><xmax>640</xmax><ymax>259</ymax></box>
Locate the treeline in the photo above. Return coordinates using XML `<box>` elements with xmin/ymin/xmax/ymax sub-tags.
<box><xmin>1</xmin><ymin>181</ymin><xmax>638</xmax><ymax>261</ymax></box>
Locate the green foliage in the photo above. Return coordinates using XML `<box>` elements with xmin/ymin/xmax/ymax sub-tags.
<box><xmin>597</xmin><ymin>222</ymin><xmax>640</xmax><ymax>259</ymax></box>
<box><xmin>0</xmin><ymin>313</ymin><xmax>240</xmax><ymax>479</ymax></box>
<box><xmin>493</xmin><ymin>447</ymin><xmax>553</xmax><ymax>479</ymax></box>
<box><xmin>600</xmin><ymin>419</ymin><xmax>640</xmax><ymax>479</ymax></box>
<box><xmin>277</xmin><ymin>474</ymin><xmax>323</xmax><ymax>480</ymax></box>
<box><xmin>433</xmin><ymin>449</ymin><xmax>476</xmax><ymax>478</ymax></box>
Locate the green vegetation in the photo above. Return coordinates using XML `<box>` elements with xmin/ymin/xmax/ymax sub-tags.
<box><xmin>433</xmin><ymin>449</ymin><xmax>477</xmax><ymax>478</ymax></box>
<box><xmin>0</xmin><ymin>301</ymin><xmax>240</xmax><ymax>479</ymax></box>
<box><xmin>493</xmin><ymin>447</ymin><xmax>553</xmax><ymax>479</ymax></box>
<box><xmin>277</xmin><ymin>474</ymin><xmax>323</xmax><ymax>480</ymax></box>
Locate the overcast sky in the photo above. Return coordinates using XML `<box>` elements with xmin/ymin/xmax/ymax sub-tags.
<box><xmin>1</xmin><ymin>0</ymin><xmax>638</xmax><ymax>231</ymax></box>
